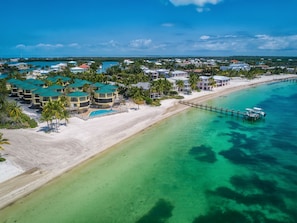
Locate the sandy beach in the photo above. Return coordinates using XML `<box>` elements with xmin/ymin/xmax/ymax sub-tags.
<box><xmin>0</xmin><ymin>74</ymin><xmax>296</xmax><ymax>210</ymax></box>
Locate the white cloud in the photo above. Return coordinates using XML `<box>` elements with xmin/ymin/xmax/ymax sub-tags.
<box><xmin>68</xmin><ymin>43</ymin><xmax>80</xmax><ymax>48</ymax></box>
<box><xmin>129</xmin><ymin>39</ymin><xmax>152</xmax><ymax>48</ymax></box>
<box><xmin>255</xmin><ymin>34</ymin><xmax>297</xmax><ymax>50</ymax></box>
<box><xmin>169</xmin><ymin>0</ymin><xmax>222</xmax><ymax>7</ymax></box>
<box><xmin>200</xmin><ymin>35</ymin><xmax>210</xmax><ymax>40</ymax></box>
<box><xmin>36</xmin><ymin>43</ymin><xmax>64</xmax><ymax>48</ymax></box>
<box><xmin>162</xmin><ymin>23</ymin><xmax>175</xmax><ymax>27</ymax></box>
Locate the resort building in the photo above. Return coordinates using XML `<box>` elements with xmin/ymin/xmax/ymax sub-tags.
<box><xmin>66</xmin><ymin>91</ymin><xmax>90</xmax><ymax>113</ymax></box>
<box><xmin>39</xmin><ymin>89</ymin><xmax>62</xmax><ymax>108</ymax></box>
<box><xmin>6</xmin><ymin>79</ymin><xmax>24</xmax><ymax>96</ymax></box>
<box><xmin>32</xmin><ymin>88</ymin><xmax>49</xmax><ymax>108</ymax></box>
<box><xmin>47</xmin><ymin>84</ymin><xmax>65</xmax><ymax>94</ymax></box>
<box><xmin>6</xmin><ymin>76</ymin><xmax>121</xmax><ymax>114</ymax></box>
<box><xmin>67</xmin><ymin>79</ymin><xmax>92</xmax><ymax>92</ymax></box>
<box><xmin>47</xmin><ymin>76</ymin><xmax>71</xmax><ymax>86</ymax></box>
<box><xmin>19</xmin><ymin>83</ymin><xmax>38</xmax><ymax>103</ymax></box>
<box><xmin>93</xmin><ymin>85</ymin><xmax>118</xmax><ymax>108</ymax></box>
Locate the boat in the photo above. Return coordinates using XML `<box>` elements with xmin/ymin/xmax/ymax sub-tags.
<box><xmin>253</xmin><ymin>107</ymin><xmax>266</xmax><ymax>117</ymax></box>
<box><xmin>244</xmin><ymin>107</ymin><xmax>266</xmax><ymax>120</ymax></box>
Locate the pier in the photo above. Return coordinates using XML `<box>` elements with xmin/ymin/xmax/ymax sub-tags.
<box><xmin>279</xmin><ymin>78</ymin><xmax>297</xmax><ymax>82</ymax></box>
<box><xmin>179</xmin><ymin>101</ymin><xmax>265</xmax><ymax>121</ymax></box>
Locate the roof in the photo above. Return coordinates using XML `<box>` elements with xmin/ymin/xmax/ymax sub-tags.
<box><xmin>131</xmin><ymin>82</ymin><xmax>150</xmax><ymax>90</ymax></box>
<box><xmin>95</xmin><ymin>85</ymin><xmax>117</xmax><ymax>94</ymax></box>
<box><xmin>38</xmin><ymin>89</ymin><xmax>61</xmax><ymax>97</ymax></box>
<box><xmin>7</xmin><ymin>79</ymin><xmax>23</xmax><ymax>84</ymax></box>
<box><xmin>213</xmin><ymin>75</ymin><xmax>230</xmax><ymax>81</ymax></box>
<box><xmin>67</xmin><ymin>91</ymin><xmax>89</xmax><ymax>97</ymax></box>
<box><xmin>79</xmin><ymin>64</ymin><xmax>90</xmax><ymax>69</ymax></box>
<box><xmin>25</xmin><ymin>78</ymin><xmax>44</xmax><ymax>86</ymax></box>
<box><xmin>48</xmin><ymin>84</ymin><xmax>65</xmax><ymax>91</ymax></box>
<box><xmin>68</xmin><ymin>79</ymin><xmax>92</xmax><ymax>88</ymax></box>
<box><xmin>33</xmin><ymin>88</ymin><xmax>49</xmax><ymax>94</ymax></box>
<box><xmin>92</xmin><ymin>82</ymin><xmax>106</xmax><ymax>88</ymax></box>
<box><xmin>17</xmin><ymin>82</ymin><xmax>38</xmax><ymax>90</ymax></box>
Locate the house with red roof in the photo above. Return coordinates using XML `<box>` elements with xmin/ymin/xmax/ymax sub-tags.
<box><xmin>79</xmin><ymin>63</ymin><xmax>90</xmax><ymax>71</ymax></box>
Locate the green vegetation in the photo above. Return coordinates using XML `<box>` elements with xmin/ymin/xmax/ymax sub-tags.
<box><xmin>0</xmin><ymin>80</ymin><xmax>37</xmax><ymax>129</ymax></box>
<box><xmin>40</xmin><ymin>98</ymin><xmax>69</xmax><ymax>132</ymax></box>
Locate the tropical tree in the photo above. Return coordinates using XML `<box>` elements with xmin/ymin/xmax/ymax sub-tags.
<box><xmin>41</xmin><ymin>98</ymin><xmax>69</xmax><ymax>131</ymax></box>
<box><xmin>8</xmin><ymin>102</ymin><xmax>23</xmax><ymax>124</ymax></box>
<box><xmin>189</xmin><ymin>73</ymin><xmax>199</xmax><ymax>91</ymax></box>
<box><xmin>0</xmin><ymin>132</ymin><xmax>10</xmax><ymax>161</ymax></box>
<box><xmin>176</xmin><ymin>80</ymin><xmax>184</xmax><ymax>92</ymax></box>
<box><xmin>208</xmin><ymin>77</ymin><xmax>217</xmax><ymax>90</ymax></box>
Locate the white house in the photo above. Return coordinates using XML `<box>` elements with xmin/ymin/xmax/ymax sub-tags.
<box><xmin>170</xmin><ymin>70</ymin><xmax>188</xmax><ymax>78</ymax></box>
<box><xmin>213</xmin><ymin>75</ymin><xmax>230</xmax><ymax>86</ymax></box>
<box><xmin>70</xmin><ymin>67</ymin><xmax>85</xmax><ymax>74</ymax></box>
<box><xmin>198</xmin><ymin>75</ymin><xmax>230</xmax><ymax>90</ymax></box>
<box><xmin>144</xmin><ymin>69</ymin><xmax>159</xmax><ymax>80</ymax></box>
<box><xmin>168</xmin><ymin>76</ymin><xmax>191</xmax><ymax>94</ymax></box>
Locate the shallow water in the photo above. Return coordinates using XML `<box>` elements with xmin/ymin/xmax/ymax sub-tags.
<box><xmin>1</xmin><ymin>81</ymin><xmax>297</xmax><ymax>223</ymax></box>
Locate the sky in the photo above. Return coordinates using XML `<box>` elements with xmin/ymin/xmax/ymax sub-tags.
<box><xmin>1</xmin><ymin>0</ymin><xmax>297</xmax><ymax>58</ymax></box>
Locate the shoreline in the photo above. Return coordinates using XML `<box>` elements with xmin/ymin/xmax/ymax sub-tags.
<box><xmin>0</xmin><ymin>74</ymin><xmax>296</xmax><ymax>210</ymax></box>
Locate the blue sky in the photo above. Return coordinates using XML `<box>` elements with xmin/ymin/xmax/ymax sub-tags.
<box><xmin>1</xmin><ymin>0</ymin><xmax>297</xmax><ymax>58</ymax></box>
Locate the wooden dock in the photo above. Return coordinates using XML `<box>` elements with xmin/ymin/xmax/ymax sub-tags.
<box><xmin>179</xmin><ymin>101</ymin><xmax>263</xmax><ymax>121</ymax></box>
<box><xmin>280</xmin><ymin>78</ymin><xmax>297</xmax><ymax>82</ymax></box>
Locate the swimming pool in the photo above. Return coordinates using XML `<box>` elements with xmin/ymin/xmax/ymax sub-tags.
<box><xmin>88</xmin><ymin>109</ymin><xmax>115</xmax><ymax>118</ymax></box>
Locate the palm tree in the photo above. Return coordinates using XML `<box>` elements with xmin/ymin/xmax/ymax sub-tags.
<box><xmin>208</xmin><ymin>77</ymin><xmax>216</xmax><ymax>90</ymax></box>
<box><xmin>176</xmin><ymin>80</ymin><xmax>184</xmax><ymax>92</ymax></box>
<box><xmin>189</xmin><ymin>74</ymin><xmax>198</xmax><ymax>91</ymax></box>
<box><xmin>0</xmin><ymin>132</ymin><xmax>10</xmax><ymax>161</ymax></box>
<box><xmin>41</xmin><ymin>98</ymin><xmax>69</xmax><ymax>131</ymax></box>
<box><xmin>8</xmin><ymin>102</ymin><xmax>23</xmax><ymax>123</ymax></box>
<box><xmin>0</xmin><ymin>133</ymin><xmax>9</xmax><ymax>150</ymax></box>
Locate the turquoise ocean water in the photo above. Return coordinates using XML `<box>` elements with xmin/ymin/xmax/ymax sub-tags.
<box><xmin>1</xmin><ymin>81</ymin><xmax>297</xmax><ymax>223</ymax></box>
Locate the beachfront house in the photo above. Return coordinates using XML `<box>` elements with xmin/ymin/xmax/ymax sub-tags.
<box><xmin>198</xmin><ymin>76</ymin><xmax>214</xmax><ymax>90</ymax></box>
<box><xmin>198</xmin><ymin>75</ymin><xmax>230</xmax><ymax>90</ymax></box>
<box><xmin>168</xmin><ymin>77</ymin><xmax>191</xmax><ymax>94</ymax></box>
<box><xmin>66</xmin><ymin>91</ymin><xmax>90</xmax><ymax>113</ymax></box>
<box><xmin>92</xmin><ymin>84</ymin><xmax>118</xmax><ymax>108</ymax></box>
<box><xmin>213</xmin><ymin>75</ymin><xmax>230</xmax><ymax>87</ymax></box>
